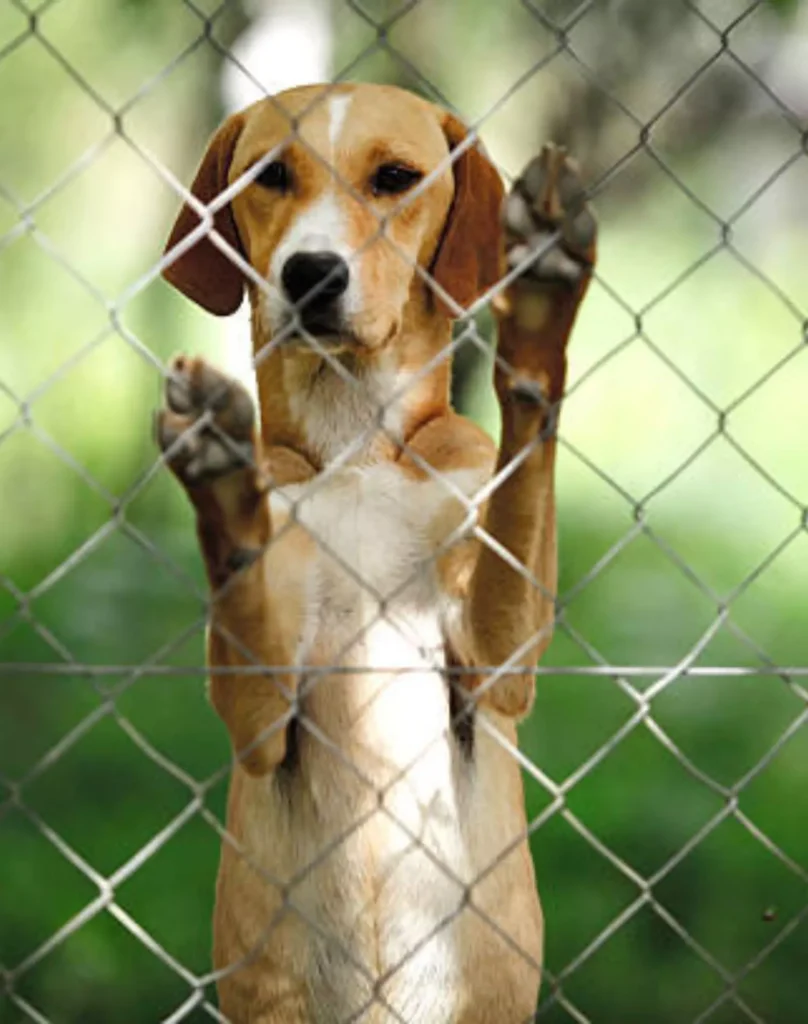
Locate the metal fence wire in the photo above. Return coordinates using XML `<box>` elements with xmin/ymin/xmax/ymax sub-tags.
<box><xmin>1</xmin><ymin>0</ymin><xmax>807</xmax><ymax>1021</ymax></box>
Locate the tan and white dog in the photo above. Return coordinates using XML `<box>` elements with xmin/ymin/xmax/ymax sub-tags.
<box><xmin>156</xmin><ymin>82</ymin><xmax>596</xmax><ymax>1024</ymax></box>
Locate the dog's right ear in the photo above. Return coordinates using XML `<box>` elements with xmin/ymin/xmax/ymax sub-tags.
<box><xmin>162</xmin><ymin>114</ymin><xmax>246</xmax><ymax>316</ymax></box>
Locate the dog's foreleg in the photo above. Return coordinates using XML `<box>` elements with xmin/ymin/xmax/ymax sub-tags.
<box><xmin>465</xmin><ymin>145</ymin><xmax>597</xmax><ymax>717</ymax></box>
<box><xmin>156</xmin><ymin>355</ymin><xmax>302</xmax><ymax>775</ymax></box>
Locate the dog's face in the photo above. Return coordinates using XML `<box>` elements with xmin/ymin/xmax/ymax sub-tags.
<box><xmin>163</xmin><ymin>83</ymin><xmax>504</xmax><ymax>353</ymax></box>
<box><xmin>231</xmin><ymin>85</ymin><xmax>454</xmax><ymax>352</ymax></box>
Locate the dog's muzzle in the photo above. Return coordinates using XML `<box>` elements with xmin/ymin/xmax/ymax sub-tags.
<box><xmin>281</xmin><ymin>251</ymin><xmax>350</xmax><ymax>338</ymax></box>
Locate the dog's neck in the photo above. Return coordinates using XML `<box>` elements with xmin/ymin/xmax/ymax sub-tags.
<box><xmin>250</xmin><ymin>303</ymin><xmax>454</xmax><ymax>470</ymax></box>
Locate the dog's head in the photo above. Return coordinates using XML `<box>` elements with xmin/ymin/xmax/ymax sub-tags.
<box><xmin>162</xmin><ymin>83</ymin><xmax>504</xmax><ymax>353</ymax></box>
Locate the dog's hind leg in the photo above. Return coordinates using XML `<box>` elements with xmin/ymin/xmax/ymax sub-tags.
<box><xmin>464</xmin><ymin>144</ymin><xmax>597</xmax><ymax>717</ymax></box>
<box><xmin>156</xmin><ymin>354</ymin><xmax>307</xmax><ymax>775</ymax></box>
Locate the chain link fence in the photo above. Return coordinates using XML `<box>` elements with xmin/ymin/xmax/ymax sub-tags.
<box><xmin>1</xmin><ymin>0</ymin><xmax>807</xmax><ymax>1021</ymax></box>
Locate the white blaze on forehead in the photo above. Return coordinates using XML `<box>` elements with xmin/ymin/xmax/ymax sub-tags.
<box><xmin>328</xmin><ymin>93</ymin><xmax>352</xmax><ymax>153</ymax></box>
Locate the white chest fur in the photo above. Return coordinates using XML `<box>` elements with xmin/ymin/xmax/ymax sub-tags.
<box><xmin>269</xmin><ymin>461</ymin><xmax>481</xmax><ymax>660</ymax></box>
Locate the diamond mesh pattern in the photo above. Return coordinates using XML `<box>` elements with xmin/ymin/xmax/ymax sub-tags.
<box><xmin>1</xmin><ymin>0</ymin><xmax>806</xmax><ymax>1021</ymax></box>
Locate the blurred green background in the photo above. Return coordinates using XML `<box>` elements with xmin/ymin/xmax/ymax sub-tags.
<box><xmin>1</xmin><ymin>0</ymin><xmax>806</xmax><ymax>1021</ymax></box>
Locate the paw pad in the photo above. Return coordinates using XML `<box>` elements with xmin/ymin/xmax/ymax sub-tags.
<box><xmin>503</xmin><ymin>143</ymin><xmax>596</xmax><ymax>286</ymax></box>
<box><xmin>156</xmin><ymin>356</ymin><xmax>256</xmax><ymax>485</ymax></box>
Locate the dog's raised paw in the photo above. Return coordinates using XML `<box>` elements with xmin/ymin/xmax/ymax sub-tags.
<box><xmin>156</xmin><ymin>355</ymin><xmax>255</xmax><ymax>485</ymax></box>
<box><xmin>503</xmin><ymin>143</ymin><xmax>596</xmax><ymax>286</ymax></box>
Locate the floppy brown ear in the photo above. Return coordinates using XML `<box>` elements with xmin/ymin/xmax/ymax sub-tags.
<box><xmin>162</xmin><ymin>114</ymin><xmax>246</xmax><ymax>316</ymax></box>
<box><xmin>430</xmin><ymin>113</ymin><xmax>505</xmax><ymax>318</ymax></box>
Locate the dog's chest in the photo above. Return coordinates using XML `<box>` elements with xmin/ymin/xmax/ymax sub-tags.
<box><xmin>270</xmin><ymin>462</ymin><xmax>474</xmax><ymax>655</ymax></box>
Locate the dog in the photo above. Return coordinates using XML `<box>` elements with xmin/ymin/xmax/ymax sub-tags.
<box><xmin>156</xmin><ymin>82</ymin><xmax>596</xmax><ymax>1023</ymax></box>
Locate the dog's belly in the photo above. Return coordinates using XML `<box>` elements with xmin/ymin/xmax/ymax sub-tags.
<box><xmin>296</xmin><ymin>672</ymin><xmax>466</xmax><ymax>1019</ymax></box>
<box><xmin>264</xmin><ymin>463</ymin><xmax>477</xmax><ymax>1021</ymax></box>
<box><xmin>292</xmin><ymin>615</ymin><xmax>466</xmax><ymax>1024</ymax></box>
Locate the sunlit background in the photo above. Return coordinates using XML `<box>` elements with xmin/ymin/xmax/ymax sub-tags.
<box><xmin>1</xmin><ymin>0</ymin><xmax>806</xmax><ymax>1021</ymax></box>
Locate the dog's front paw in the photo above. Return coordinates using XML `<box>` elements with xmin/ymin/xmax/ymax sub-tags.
<box><xmin>494</xmin><ymin>146</ymin><xmax>597</xmax><ymax>416</ymax></box>
<box><xmin>155</xmin><ymin>355</ymin><xmax>256</xmax><ymax>486</ymax></box>
<box><xmin>503</xmin><ymin>143</ymin><xmax>596</xmax><ymax>289</ymax></box>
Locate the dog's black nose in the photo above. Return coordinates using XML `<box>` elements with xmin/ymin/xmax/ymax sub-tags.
<box><xmin>281</xmin><ymin>251</ymin><xmax>350</xmax><ymax>308</ymax></box>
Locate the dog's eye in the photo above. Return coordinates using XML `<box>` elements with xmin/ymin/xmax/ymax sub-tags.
<box><xmin>255</xmin><ymin>160</ymin><xmax>291</xmax><ymax>192</ymax></box>
<box><xmin>371</xmin><ymin>163</ymin><xmax>423</xmax><ymax>197</ymax></box>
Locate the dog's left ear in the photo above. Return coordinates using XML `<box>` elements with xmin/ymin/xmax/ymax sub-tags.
<box><xmin>162</xmin><ymin>114</ymin><xmax>247</xmax><ymax>316</ymax></box>
<box><xmin>429</xmin><ymin>113</ymin><xmax>504</xmax><ymax>318</ymax></box>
